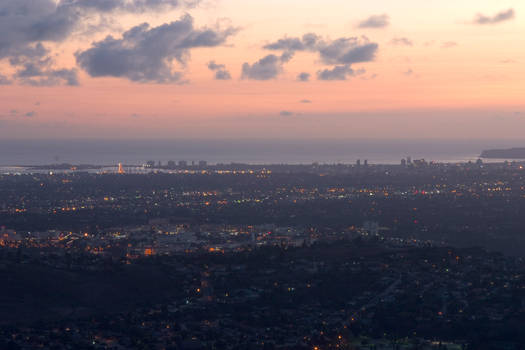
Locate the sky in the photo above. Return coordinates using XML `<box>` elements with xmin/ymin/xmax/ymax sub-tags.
<box><xmin>0</xmin><ymin>0</ymin><xmax>524</xmax><ymax>140</ymax></box>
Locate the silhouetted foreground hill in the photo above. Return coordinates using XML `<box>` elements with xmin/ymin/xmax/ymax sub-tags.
<box><xmin>1</xmin><ymin>243</ymin><xmax>525</xmax><ymax>349</ymax></box>
<box><xmin>0</xmin><ymin>261</ymin><xmax>183</xmax><ymax>325</ymax></box>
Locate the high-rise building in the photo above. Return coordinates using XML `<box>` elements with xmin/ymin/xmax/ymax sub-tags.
<box><xmin>118</xmin><ymin>163</ymin><xmax>125</xmax><ymax>174</ymax></box>
<box><xmin>178</xmin><ymin>160</ymin><xmax>188</xmax><ymax>167</ymax></box>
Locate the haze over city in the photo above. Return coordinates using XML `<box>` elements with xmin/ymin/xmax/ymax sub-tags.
<box><xmin>0</xmin><ymin>0</ymin><xmax>524</xmax><ymax>139</ymax></box>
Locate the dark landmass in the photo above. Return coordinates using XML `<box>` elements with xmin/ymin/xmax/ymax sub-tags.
<box><xmin>1</xmin><ymin>241</ymin><xmax>524</xmax><ymax>349</ymax></box>
<box><xmin>0</xmin><ymin>259</ymin><xmax>184</xmax><ymax>325</ymax></box>
<box><xmin>2</xmin><ymin>162</ymin><xmax>525</xmax><ymax>348</ymax></box>
<box><xmin>481</xmin><ymin>147</ymin><xmax>525</xmax><ymax>159</ymax></box>
<box><xmin>4</xmin><ymin>162</ymin><xmax>525</xmax><ymax>255</ymax></box>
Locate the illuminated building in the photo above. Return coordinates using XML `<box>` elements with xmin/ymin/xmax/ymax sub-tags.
<box><xmin>144</xmin><ymin>247</ymin><xmax>154</xmax><ymax>256</ymax></box>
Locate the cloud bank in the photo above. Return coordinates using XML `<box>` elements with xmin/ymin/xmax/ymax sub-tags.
<box><xmin>76</xmin><ymin>15</ymin><xmax>237</xmax><ymax>83</ymax></box>
<box><xmin>264</xmin><ymin>33</ymin><xmax>378</xmax><ymax>80</ymax></box>
<box><xmin>242</xmin><ymin>52</ymin><xmax>293</xmax><ymax>80</ymax></box>
<box><xmin>0</xmin><ymin>74</ymin><xmax>12</xmax><ymax>85</ymax></box>
<box><xmin>70</xmin><ymin>0</ymin><xmax>199</xmax><ymax>13</ymax></box>
<box><xmin>317</xmin><ymin>65</ymin><xmax>365</xmax><ymax>81</ymax></box>
<box><xmin>207</xmin><ymin>60</ymin><xmax>232</xmax><ymax>80</ymax></box>
<box><xmin>357</xmin><ymin>14</ymin><xmax>390</xmax><ymax>29</ymax></box>
<box><xmin>474</xmin><ymin>9</ymin><xmax>515</xmax><ymax>25</ymax></box>
<box><xmin>0</xmin><ymin>0</ymin><xmax>205</xmax><ymax>85</ymax></box>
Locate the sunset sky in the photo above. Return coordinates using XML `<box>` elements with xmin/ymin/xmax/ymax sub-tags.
<box><xmin>0</xmin><ymin>0</ymin><xmax>524</xmax><ymax>139</ymax></box>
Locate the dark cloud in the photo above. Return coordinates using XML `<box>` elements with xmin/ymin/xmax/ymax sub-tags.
<box><xmin>76</xmin><ymin>15</ymin><xmax>237</xmax><ymax>83</ymax></box>
<box><xmin>357</xmin><ymin>14</ymin><xmax>390</xmax><ymax>28</ymax></box>
<box><xmin>242</xmin><ymin>53</ymin><xmax>292</xmax><ymax>80</ymax></box>
<box><xmin>264</xmin><ymin>34</ymin><xmax>378</xmax><ymax>66</ymax></box>
<box><xmin>264</xmin><ymin>37</ymin><xmax>306</xmax><ymax>51</ymax></box>
<box><xmin>280</xmin><ymin>51</ymin><xmax>294</xmax><ymax>62</ymax></box>
<box><xmin>24</xmin><ymin>111</ymin><xmax>36</xmax><ymax>117</ymax></box>
<box><xmin>14</xmin><ymin>57</ymin><xmax>79</xmax><ymax>86</ymax></box>
<box><xmin>264</xmin><ymin>34</ymin><xmax>377</xmax><ymax>82</ymax></box>
<box><xmin>207</xmin><ymin>60</ymin><xmax>225</xmax><ymax>70</ymax></box>
<box><xmin>403</xmin><ymin>68</ymin><xmax>413</xmax><ymax>76</ymax></box>
<box><xmin>263</xmin><ymin>33</ymin><xmax>320</xmax><ymax>51</ymax></box>
<box><xmin>300</xmin><ymin>99</ymin><xmax>312</xmax><ymax>103</ymax></box>
<box><xmin>391</xmin><ymin>37</ymin><xmax>413</xmax><ymax>46</ymax></box>
<box><xmin>214</xmin><ymin>70</ymin><xmax>231</xmax><ymax>80</ymax></box>
<box><xmin>279</xmin><ymin>110</ymin><xmax>294</xmax><ymax>116</ymax></box>
<box><xmin>0</xmin><ymin>1</ymin><xmax>79</xmax><ymax>86</ymax></box>
<box><xmin>319</xmin><ymin>39</ymin><xmax>377</xmax><ymax>65</ymax></box>
<box><xmin>70</xmin><ymin>0</ymin><xmax>198</xmax><ymax>13</ymax></box>
<box><xmin>297</xmin><ymin>72</ymin><xmax>310</xmax><ymax>81</ymax></box>
<box><xmin>474</xmin><ymin>8</ymin><xmax>515</xmax><ymax>24</ymax></box>
<box><xmin>317</xmin><ymin>65</ymin><xmax>356</xmax><ymax>80</ymax></box>
<box><xmin>0</xmin><ymin>0</ymin><xmax>201</xmax><ymax>86</ymax></box>
<box><xmin>0</xmin><ymin>1</ymin><xmax>79</xmax><ymax>59</ymax></box>
<box><xmin>0</xmin><ymin>74</ymin><xmax>12</xmax><ymax>85</ymax></box>
<box><xmin>207</xmin><ymin>60</ymin><xmax>231</xmax><ymax>80</ymax></box>
<box><xmin>7</xmin><ymin>44</ymin><xmax>50</xmax><ymax>67</ymax></box>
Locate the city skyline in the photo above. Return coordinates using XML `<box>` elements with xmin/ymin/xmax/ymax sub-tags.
<box><xmin>0</xmin><ymin>0</ymin><xmax>524</xmax><ymax>139</ymax></box>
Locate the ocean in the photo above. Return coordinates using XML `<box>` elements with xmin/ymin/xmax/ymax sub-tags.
<box><xmin>0</xmin><ymin>139</ymin><xmax>524</xmax><ymax>166</ymax></box>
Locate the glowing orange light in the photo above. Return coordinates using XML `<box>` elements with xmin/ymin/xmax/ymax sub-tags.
<box><xmin>144</xmin><ymin>248</ymin><xmax>154</xmax><ymax>256</ymax></box>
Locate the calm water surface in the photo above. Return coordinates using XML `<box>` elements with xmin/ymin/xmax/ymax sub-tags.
<box><xmin>0</xmin><ymin>139</ymin><xmax>524</xmax><ymax>166</ymax></box>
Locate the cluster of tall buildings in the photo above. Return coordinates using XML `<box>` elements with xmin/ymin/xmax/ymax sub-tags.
<box><xmin>400</xmin><ymin>157</ymin><xmax>412</xmax><ymax>166</ymax></box>
<box><xmin>144</xmin><ymin>160</ymin><xmax>208</xmax><ymax>169</ymax></box>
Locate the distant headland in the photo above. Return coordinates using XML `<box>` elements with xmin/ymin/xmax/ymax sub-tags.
<box><xmin>481</xmin><ymin>148</ymin><xmax>525</xmax><ymax>159</ymax></box>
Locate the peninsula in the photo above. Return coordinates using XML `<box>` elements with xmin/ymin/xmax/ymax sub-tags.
<box><xmin>481</xmin><ymin>148</ymin><xmax>525</xmax><ymax>159</ymax></box>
